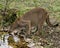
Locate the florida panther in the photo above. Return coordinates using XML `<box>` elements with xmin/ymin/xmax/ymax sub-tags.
<box><xmin>10</xmin><ymin>7</ymin><xmax>58</xmax><ymax>35</ymax></box>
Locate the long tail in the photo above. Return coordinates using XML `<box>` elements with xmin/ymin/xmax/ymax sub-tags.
<box><xmin>46</xmin><ymin>15</ymin><xmax>58</xmax><ymax>27</ymax></box>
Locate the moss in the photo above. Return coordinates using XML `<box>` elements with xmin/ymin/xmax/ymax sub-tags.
<box><xmin>8</xmin><ymin>35</ymin><xmax>15</xmax><ymax>45</ymax></box>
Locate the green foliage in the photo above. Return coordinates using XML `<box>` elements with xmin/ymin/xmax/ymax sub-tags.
<box><xmin>0</xmin><ymin>4</ymin><xmax>3</xmax><ymax>9</ymax></box>
<box><xmin>0</xmin><ymin>0</ymin><xmax>60</xmax><ymax>16</ymax></box>
<box><xmin>0</xmin><ymin>9</ymin><xmax>18</xmax><ymax>27</ymax></box>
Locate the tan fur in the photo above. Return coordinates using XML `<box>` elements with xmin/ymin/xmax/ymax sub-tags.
<box><xmin>10</xmin><ymin>7</ymin><xmax>58</xmax><ymax>35</ymax></box>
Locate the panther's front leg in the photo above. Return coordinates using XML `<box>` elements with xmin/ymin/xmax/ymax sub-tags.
<box><xmin>20</xmin><ymin>19</ymin><xmax>31</xmax><ymax>35</ymax></box>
